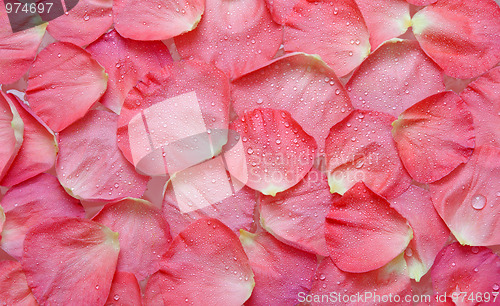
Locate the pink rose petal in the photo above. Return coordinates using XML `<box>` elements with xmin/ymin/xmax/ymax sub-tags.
<box><xmin>105</xmin><ymin>272</ymin><xmax>142</xmax><ymax>306</ymax></box>
<box><xmin>0</xmin><ymin>260</ymin><xmax>37</xmax><ymax>306</ymax></box>
<box><xmin>0</xmin><ymin>92</ymin><xmax>23</xmax><ymax>182</ymax></box>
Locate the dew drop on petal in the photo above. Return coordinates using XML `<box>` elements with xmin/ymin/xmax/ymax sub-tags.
<box><xmin>471</xmin><ymin>194</ymin><xmax>486</xmax><ymax>210</ymax></box>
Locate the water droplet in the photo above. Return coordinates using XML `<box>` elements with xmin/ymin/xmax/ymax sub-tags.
<box><xmin>335</xmin><ymin>89</ymin><xmax>341</xmax><ymax>95</ymax></box>
<box><xmin>95</xmin><ymin>285</ymin><xmax>99</xmax><ymax>290</ymax></box>
<box><xmin>113</xmin><ymin>295</ymin><xmax>120</xmax><ymax>301</ymax></box>
<box><xmin>256</xmin><ymin>98</ymin><xmax>263</xmax><ymax>104</ymax></box>
<box><xmin>83</xmin><ymin>15</ymin><xmax>90</xmax><ymax>21</ymax></box>
<box><xmin>319</xmin><ymin>274</ymin><xmax>326</xmax><ymax>280</ymax></box>
<box><xmin>493</xmin><ymin>283</ymin><xmax>500</xmax><ymax>291</ymax></box>
<box><xmin>471</xmin><ymin>194</ymin><xmax>486</xmax><ymax>210</ymax></box>
<box><xmin>247</xmin><ymin>148</ymin><xmax>254</xmax><ymax>154</ymax></box>
<box><xmin>471</xmin><ymin>246</ymin><xmax>479</xmax><ymax>254</ymax></box>
<box><xmin>405</xmin><ymin>248</ymin><xmax>413</xmax><ymax>257</ymax></box>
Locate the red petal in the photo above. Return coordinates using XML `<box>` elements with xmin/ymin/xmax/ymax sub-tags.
<box><xmin>355</xmin><ymin>0</ymin><xmax>411</xmax><ymax>49</ymax></box>
<box><xmin>114</xmin><ymin>0</ymin><xmax>204</xmax><ymax>41</ymax></box>
<box><xmin>117</xmin><ymin>60</ymin><xmax>230</xmax><ymax>176</ymax></box>
<box><xmin>0</xmin><ymin>261</ymin><xmax>37</xmax><ymax>306</ymax></box>
<box><xmin>26</xmin><ymin>42</ymin><xmax>108</xmax><ymax>132</ymax></box>
<box><xmin>225</xmin><ymin>108</ymin><xmax>317</xmax><ymax>196</ymax></box>
<box><xmin>259</xmin><ymin>168</ymin><xmax>339</xmax><ymax>256</ymax></box>
<box><xmin>0</xmin><ymin>95</ymin><xmax>57</xmax><ymax>187</ymax></box>
<box><xmin>283</xmin><ymin>0</ymin><xmax>371</xmax><ymax>77</ymax></box>
<box><xmin>411</xmin><ymin>0</ymin><xmax>500</xmax><ymax>78</ymax></box>
<box><xmin>325</xmin><ymin>110</ymin><xmax>412</xmax><ymax>199</ymax></box>
<box><xmin>406</xmin><ymin>0</ymin><xmax>436</xmax><ymax>5</ymax></box>
<box><xmin>57</xmin><ymin>110</ymin><xmax>149</xmax><ymax>202</ymax></box>
<box><xmin>0</xmin><ymin>173</ymin><xmax>84</xmax><ymax>259</ymax></box>
<box><xmin>325</xmin><ymin>182</ymin><xmax>413</xmax><ymax>273</ymax></box>
<box><xmin>307</xmin><ymin>256</ymin><xmax>412</xmax><ymax>306</ymax></box>
<box><xmin>431</xmin><ymin>243</ymin><xmax>500</xmax><ymax>305</ymax></box>
<box><xmin>389</xmin><ymin>185</ymin><xmax>450</xmax><ymax>281</ymax></box>
<box><xmin>105</xmin><ymin>272</ymin><xmax>142</xmax><ymax>306</ymax></box>
<box><xmin>175</xmin><ymin>0</ymin><xmax>282</xmax><ymax>79</ymax></box>
<box><xmin>460</xmin><ymin>66</ymin><xmax>500</xmax><ymax>148</ymax></box>
<box><xmin>0</xmin><ymin>11</ymin><xmax>46</xmax><ymax>84</ymax></box>
<box><xmin>22</xmin><ymin>217</ymin><xmax>120</xmax><ymax>305</ymax></box>
<box><xmin>86</xmin><ymin>29</ymin><xmax>172</xmax><ymax>114</ymax></box>
<box><xmin>231</xmin><ymin>53</ymin><xmax>353</xmax><ymax>152</ymax></box>
<box><xmin>0</xmin><ymin>92</ymin><xmax>23</xmax><ymax>181</ymax></box>
<box><xmin>430</xmin><ymin>145</ymin><xmax>500</xmax><ymax>246</ymax></box>
<box><xmin>264</xmin><ymin>0</ymin><xmax>300</xmax><ymax>24</ymax></box>
<box><xmin>93</xmin><ymin>198</ymin><xmax>172</xmax><ymax>280</ymax></box>
<box><xmin>392</xmin><ymin>91</ymin><xmax>475</xmax><ymax>183</ymax></box>
<box><xmin>46</xmin><ymin>0</ymin><xmax>113</xmax><ymax>47</ymax></box>
<box><xmin>346</xmin><ymin>39</ymin><xmax>445</xmax><ymax>117</ymax></box>
<box><xmin>162</xmin><ymin>157</ymin><xmax>256</xmax><ymax>236</ymax></box>
<box><xmin>144</xmin><ymin>218</ymin><xmax>254</xmax><ymax>305</ymax></box>
<box><xmin>239</xmin><ymin>230</ymin><xmax>316</xmax><ymax>305</ymax></box>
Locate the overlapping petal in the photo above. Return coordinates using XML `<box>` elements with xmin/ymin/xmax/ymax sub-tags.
<box><xmin>22</xmin><ymin>217</ymin><xmax>120</xmax><ymax>305</ymax></box>
<box><xmin>175</xmin><ymin>0</ymin><xmax>282</xmax><ymax>79</ymax></box>
<box><xmin>325</xmin><ymin>182</ymin><xmax>413</xmax><ymax>273</ymax></box>
<box><xmin>57</xmin><ymin>110</ymin><xmax>149</xmax><ymax>202</ymax></box>
<box><xmin>105</xmin><ymin>272</ymin><xmax>142</xmax><ymax>306</ymax></box>
<box><xmin>25</xmin><ymin>42</ymin><xmax>108</xmax><ymax>132</ymax></box>
<box><xmin>0</xmin><ymin>91</ymin><xmax>23</xmax><ymax>181</ymax></box>
<box><xmin>240</xmin><ymin>230</ymin><xmax>317</xmax><ymax>305</ymax></box>
<box><xmin>264</xmin><ymin>0</ymin><xmax>300</xmax><ymax>24</ymax></box>
<box><xmin>284</xmin><ymin>0</ymin><xmax>371</xmax><ymax>77</ymax></box>
<box><xmin>0</xmin><ymin>260</ymin><xmax>37</xmax><ymax>306</ymax></box>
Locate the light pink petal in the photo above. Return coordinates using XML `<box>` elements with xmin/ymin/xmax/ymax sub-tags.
<box><xmin>46</xmin><ymin>0</ymin><xmax>113</xmax><ymax>47</ymax></box>
<box><xmin>0</xmin><ymin>205</ymin><xmax>4</xmax><ymax>241</ymax></box>
<box><xmin>389</xmin><ymin>185</ymin><xmax>450</xmax><ymax>281</ymax></box>
<box><xmin>283</xmin><ymin>0</ymin><xmax>371</xmax><ymax>77</ymax></box>
<box><xmin>0</xmin><ymin>173</ymin><xmax>84</xmax><ymax>259</ymax></box>
<box><xmin>117</xmin><ymin>60</ymin><xmax>230</xmax><ymax>176</ymax></box>
<box><xmin>240</xmin><ymin>230</ymin><xmax>316</xmax><ymax>305</ymax></box>
<box><xmin>93</xmin><ymin>198</ymin><xmax>172</xmax><ymax>280</ymax></box>
<box><xmin>225</xmin><ymin>108</ymin><xmax>317</xmax><ymax>196</ymax></box>
<box><xmin>57</xmin><ymin>110</ymin><xmax>149</xmax><ymax>202</ymax></box>
<box><xmin>411</xmin><ymin>0</ymin><xmax>500</xmax><ymax>78</ymax></box>
<box><xmin>144</xmin><ymin>219</ymin><xmax>254</xmax><ymax>305</ymax></box>
<box><xmin>264</xmin><ymin>0</ymin><xmax>300</xmax><ymax>24</ymax></box>
<box><xmin>162</xmin><ymin>157</ymin><xmax>256</xmax><ymax>236</ymax></box>
<box><xmin>86</xmin><ymin>29</ymin><xmax>173</xmax><ymax>114</ymax></box>
<box><xmin>0</xmin><ymin>261</ymin><xmax>37</xmax><ymax>306</ymax></box>
<box><xmin>0</xmin><ymin>8</ymin><xmax>46</xmax><ymax>84</ymax></box>
<box><xmin>346</xmin><ymin>39</ymin><xmax>445</xmax><ymax>117</ymax></box>
<box><xmin>22</xmin><ymin>217</ymin><xmax>120</xmax><ymax>305</ymax></box>
<box><xmin>308</xmin><ymin>256</ymin><xmax>412</xmax><ymax>306</ymax></box>
<box><xmin>105</xmin><ymin>272</ymin><xmax>142</xmax><ymax>306</ymax></box>
<box><xmin>431</xmin><ymin>243</ymin><xmax>500</xmax><ymax>305</ymax></box>
<box><xmin>0</xmin><ymin>92</ymin><xmax>23</xmax><ymax>181</ymax></box>
<box><xmin>392</xmin><ymin>91</ymin><xmax>475</xmax><ymax>183</ymax></box>
<box><xmin>325</xmin><ymin>182</ymin><xmax>413</xmax><ymax>273</ymax></box>
<box><xmin>355</xmin><ymin>0</ymin><xmax>411</xmax><ymax>49</ymax></box>
<box><xmin>26</xmin><ymin>42</ymin><xmax>108</xmax><ymax>132</ymax></box>
<box><xmin>430</xmin><ymin>145</ymin><xmax>500</xmax><ymax>246</ymax></box>
<box><xmin>114</xmin><ymin>0</ymin><xmax>204</xmax><ymax>41</ymax></box>
<box><xmin>175</xmin><ymin>0</ymin><xmax>282</xmax><ymax>79</ymax></box>
<box><xmin>406</xmin><ymin>0</ymin><xmax>436</xmax><ymax>6</ymax></box>
<box><xmin>460</xmin><ymin>66</ymin><xmax>500</xmax><ymax>148</ymax></box>
<box><xmin>0</xmin><ymin>95</ymin><xmax>57</xmax><ymax>187</ymax></box>
<box><xmin>325</xmin><ymin>109</ymin><xmax>412</xmax><ymax>199</ymax></box>
<box><xmin>231</xmin><ymin>52</ymin><xmax>353</xmax><ymax>152</ymax></box>
<box><xmin>259</xmin><ymin>168</ymin><xmax>339</xmax><ymax>256</ymax></box>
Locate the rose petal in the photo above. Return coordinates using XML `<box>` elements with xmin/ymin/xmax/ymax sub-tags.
<box><xmin>175</xmin><ymin>0</ymin><xmax>282</xmax><ymax>79</ymax></box>
<box><xmin>225</xmin><ymin>108</ymin><xmax>317</xmax><ymax>196</ymax></box>
<box><xmin>406</xmin><ymin>0</ymin><xmax>436</xmax><ymax>6</ymax></box>
<box><xmin>259</xmin><ymin>168</ymin><xmax>338</xmax><ymax>256</ymax></box>
<box><xmin>86</xmin><ymin>29</ymin><xmax>173</xmax><ymax>114</ymax></box>
<box><xmin>389</xmin><ymin>185</ymin><xmax>450</xmax><ymax>281</ymax></box>
<box><xmin>239</xmin><ymin>230</ymin><xmax>316</xmax><ymax>305</ymax></box>
<box><xmin>231</xmin><ymin>52</ymin><xmax>353</xmax><ymax>152</ymax></box>
<box><xmin>105</xmin><ymin>272</ymin><xmax>142</xmax><ymax>306</ymax></box>
<box><xmin>0</xmin><ymin>95</ymin><xmax>57</xmax><ymax>187</ymax></box>
<box><xmin>46</xmin><ymin>0</ymin><xmax>113</xmax><ymax>47</ymax></box>
<box><xmin>325</xmin><ymin>110</ymin><xmax>412</xmax><ymax>199</ymax></box>
<box><xmin>22</xmin><ymin>217</ymin><xmax>120</xmax><ymax>305</ymax></box>
<box><xmin>0</xmin><ymin>260</ymin><xmax>37</xmax><ymax>306</ymax></box>
<box><xmin>346</xmin><ymin>39</ymin><xmax>445</xmax><ymax>117</ymax></box>
<box><xmin>0</xmin><ymin>173</ymin><xmax>84</xmax><ymax>259</ymax></box>
<box><xmin>144</xmin><ymin>218</ymin><xmax>254</xmax><ymax>305</ymax></box>
<box><xmin>117</xmin><ymin>60</ymin><xmax>230</xmax><ymax>176</ymax></box>
<box><xmin>57</xmin><ymin>110</ymin><xmax>149</xmax><ymax>202</ymax></box>
<box><xmin>325</xmin><ymin>182</ymin><xmax>413</xmax><ymax>273</ymax></box>
<box><xmin>93</xmin><ymin>198</ymin><xmax>172</xmax><ymax>280</ymax></box>
<box><xmin>284</xmin><ymin>0</ymin><xmax>371</xmax><ymax>77</ymax></box>
<box><xmin>114</xmin><ymin>0</ymin><xmax>204</xmax><ymax>41</ymax></box>
<box><xmin>411</xmin><ymin>0</ymin><xmax>500</xmax><ymax>78</ymax></box>
<box><xmin>264</xmin><ymin>0</ymin><xmax>300</xmax><ymax>24</ymax></box>
<box><xmin>0</xmin><ymin>92</ymin><xmax>24</xmax><ymax>181</ymax></box>
<box><xmin>26</xmin><ymin>42</ymin><xmax>108</xmax><ymax>132</ymax></box>
<box><xmin>460</xmin><ymin>66</ymin><xmax>500</xmax><ymax>148</ymax></box>
<box><xmin>392</xmin><ymin>91</ymin><xmax>475</xmax><ymax>183</ymax></box>
<box><xmin>430</xmin><ymin>145</ymin><xmax>500</xmax><ymax>246</ymax></box>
